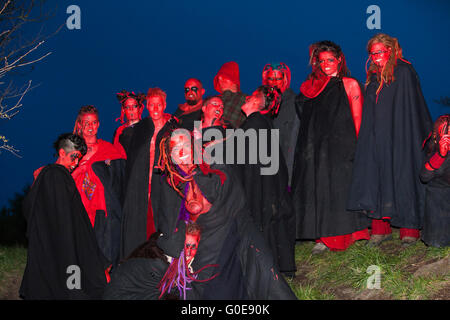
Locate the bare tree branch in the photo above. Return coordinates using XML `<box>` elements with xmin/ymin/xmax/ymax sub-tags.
<box><xmin>0</xmin><ymin>0</ymin><xmax>55</xmax><ymax>157</ymax></box>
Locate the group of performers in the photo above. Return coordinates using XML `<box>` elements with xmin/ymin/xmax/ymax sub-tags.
<box><xmin>19</xmin><ymin>33</ymin><xmax>449</xmax><ymax>300</ymax></box>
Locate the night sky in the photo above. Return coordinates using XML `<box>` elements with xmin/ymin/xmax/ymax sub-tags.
<box><xmin>0</xmin><ymin>0</ymin><xmax>449</xmax><ymax>208</ymax></box>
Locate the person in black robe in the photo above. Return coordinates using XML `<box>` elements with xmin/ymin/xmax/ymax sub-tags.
<box><xmin>20</xmin><ymin>133</ymin><xmax>109</xmax><ymax>300</ymax></box>
<box><xmin>112</xmin><ymin>90</ymin><xmax>145</xmax><ymax>156</ymax></box>
<box><xmin>71</xmin><ymin>105</ymin><xmax>126</xmax><ymax>269</ymax></box>
<box><xmin>419</xmin><ymin>115</ymin><xmax>450</xmax><ymax>247</ymax></box>
<box><xmin>103</xmin><ymin>221</ymin><xmax>206</xmax><ymax>300</ymax></box>
<box><xmin>237</xmin><ymin>85</ymin><xmax>296</xmax><ymax>275</ymax></box>
<box><xmin>153</xmin><ymin>130</ymin><xmax>297</xmax><ymax>299</ymax></box>
<box><xmin>347</xmin><ymin>33</ymin><xmax>433</xmax><ymax>246</ymax></box>
<box><xmin>173</xmin><ymin>78</ymin><xmax>205</xmax><ymax>131</ymax></box>
<box><xmin>292</xmin><ymin>41</ymin><xmax>370</xmax><ymax>254</ymax></box>
<box><xmin>262</xmin><ymin>62</ymin><xmax>300</xmax><ymax>188</ymax></box>
<box><xmin>120</xmin><ymin>87</ymin><xmax>179</xmax><ymax>259</ymax></box>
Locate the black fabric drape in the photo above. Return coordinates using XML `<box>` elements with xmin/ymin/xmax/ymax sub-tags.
<box><xmin>420</xmin><ymin>156</ymin><xmax>450</xmax><ymax>247</ymax></box>
<box><xmin>20</xmin><ymin>164</ymin><xmax>108</xmax><ymax>300</ymax></box>
<box><xmin>237</xmin><ymin>112</ymin><xmax>296</xmax><ymax>274</ymax></box>
<box><xmin>347</xmin><ymin>60</ymin><xmax>433</xmax><ymax>229</ymax></box>
<box><xmin>292</xmin><ymin>77</ymin><xmax>369</xmax><ymax>239</ymax></box>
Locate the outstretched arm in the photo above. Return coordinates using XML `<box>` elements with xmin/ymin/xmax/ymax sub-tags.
<box><xmin>343</xmin><ymin>78</ymin><xmax>363</xmax><ymax>137</ymax></box>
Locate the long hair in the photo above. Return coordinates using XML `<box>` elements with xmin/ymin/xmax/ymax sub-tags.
<box><xmin>73</xmin><ymin>105</ymin><xmax>98</xmax><ymax>137</ymax></box>
<box><xmin>365</xmin><ymin>33</ymin><xmax>408</xmax><ymax>96</ymax></box>
<box><xmin>309</xmin><ymin>40</ymin><xmax>350</xmax><ymax>79</ymax></box>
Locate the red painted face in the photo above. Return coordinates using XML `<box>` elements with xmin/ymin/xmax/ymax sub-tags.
<box><xmin>78</xmin><ymin>113</ymin><xmax>99</xmax><ymax>138</ymax></box>
<box><xmin>170</xmin><ymin>132</ymin><xmax>193</xmax><ymax>167</ymax></box>
<box><xmin>266</xmin><ymin>70</ymin><xmax>284</xmax><ymax>91</ymax></box>
<box><xmin>147</xmin><ymin>96</ymin><xmax>166</xmax><ymax>121</ymax></box>
<box><xmin>184</xmin><ymin>233</ymin><xmax>200</xmax><ymax>265</ymax></box>
<box><xmin>184</xmin><ymin>79</ymin><xmax>204</xmax><ymax>104</ymax></box>
<box><xmin>59</xmin><ymin>149</ymin><xmax>82</xmax><ymax>173</ymax></box>
<box><xmin>318</xmin><ymin>51</ymin><xmax>341</xmax><ymax>77</ymax></box>
<box><xmin>123</xmin><ymin>98</ymin><xmax>140</xmax><ymax>123</ymax></box>
<box><xmin>369</xmin><ymin>42</ymin><xmax>392</xmax><ymax>69</ymax></box>
<box><xmin>202</xmin><ymin>97</ymin><xmax>224</xmax><ymax>124</ymax></box>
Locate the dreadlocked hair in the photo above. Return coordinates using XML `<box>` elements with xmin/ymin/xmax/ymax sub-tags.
<box><xmin>157</xmin><ymin>131</ymin><xmax>195</xmax><ymax>198</ymax></box>
<box><xmin>365</xmin><ymin>33</ymin><xmax>408</xmax><ymax>96</ymax></box>
<box><xmin>257</xmin><ymin>85</ymin><xmax>282</xmax><ymax>117</ymax></box>
<box><xmin>424</xmin><ymin>114</ymin><xmax>450</xmax><ymax>155</ymax></box>
<box><xmin>309</xmin><ymin>40</ymin><xmax>350</xmax><ymax>80</ymax></box>
<box><xmin>73</xmin><ymin>105</ymin><xmax>98</xmax><ymax>136</ymax></box>
<box><xmin>115</xmin><ymin>90</ymin><xmax>146</xmax><ymax>123</ymax></box>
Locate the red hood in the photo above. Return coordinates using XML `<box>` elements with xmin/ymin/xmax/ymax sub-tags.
<box><xmin>213</xmin><ymin>61</ymin><xmax>241</xmax><ymax>93</ymax></box>
<box><xmin>300</xmin><ymin>74</ymin><xmax>331</xmax><ymax>99</ymax></box>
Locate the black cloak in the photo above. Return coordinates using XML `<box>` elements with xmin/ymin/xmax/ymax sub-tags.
<box><xmin>173</xmin><ymin>107</ymin><xmax>202</xmax><ymax>131</ymax></box>
<box><xmin>155</xmin><ymin>164</ymin><xmax>297</xmax><ymax>300</ymax></box>
<box><xmin>347</xmin><ymin>60</ymin><xmax>433</xmax><ymax>229</ymax></box>
<box><xmin>237</xmin><ymin>112</ymin><xmax>296</xmax><ymax>274</ymax></box>
<box><xmin>292</xmin><ymin>77</ymin><xmax>370</xmax><ymax>240</ymax></box>
<box><xmin>120</xmin><ymin>116</ymin><xmax>178</xmax><ymax>259</ymax></box>
<box><xmin>91</xmin><ymin>157</ymin><xmax>126</xmax><ymax>268</ymax></box>
<box><xmin>419</xmin><ymin>155</ymin><xmax>450</xmax><ymax>247</ymax></box>
<box><xmin>20</xmin><ymin>164</ymin><xmax>108</xmax><ymax>299</ymax></box>
<box><xmin>112</xmin><ymin>124</ymin><xmax>136</xmax><ymax>156</ymax></box>
<box><xmin>273</xmin><ymin>88</ymin><xmax>300</xmax><ymax>186</ymax></box>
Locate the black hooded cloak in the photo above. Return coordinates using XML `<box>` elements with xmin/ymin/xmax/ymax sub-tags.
<box><xmin>273</xmin><ymin>88</ymin><xmax>300</xmax><ymax>186</ymax></box>
<box><xmin>20</xmin><ymin>164</ymin><xmax>108</xmax><ymax>299</ymax></box>
<box><xmin>120</xmin><ymin>116</ymin><xmax>178</xmax><ymax>259</ymax></box>
<box><xmin>237</xmin><ymin>112</ymin><xmax>296</xmax><ymax>274</ymax></box>
<box><xmin>419</xmin><ymin>155</ymin><xmax>450</xmax><ymax>247</ymax></box>
<box><xmin>155</xmin><ymin>163</ymin><xmax>297</xmax><ymax>300</ymax></box>
<box><xmin>292</xmin><ymin>77</ymin><xmax>370</xmax><ymax>240</ymax></box>
<box><xmin>347</xmin><ymin>60</ymin><xmax>433</xmax><ymax>228</ymax></box>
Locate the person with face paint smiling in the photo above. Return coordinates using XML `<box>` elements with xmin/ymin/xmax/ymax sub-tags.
<box><xmin>112</xmin><ymin>90</ymin><xmax>145</xmax><ymax>157</ymax></box>
<box><xmin>120</xmin><ymin>88</ymin><xmax>180</xmax><ymax>260</ymax></box>
<box><xmin>347</xmin><ymin>34</ymin><xmax>433</xmax><ymax>247</ymax></box>
<box><xmin>173</xmin><ymin>78</ymin><xmax>206</xmax><ymax>131</ymax></box>
<box><xmin>292</xmin><ymin>41</ymin><xmax>370</xmax><ymax>254</ymax></box>
<box><xmin>153</xmin><ymin>129</ymin><xmax>297</xmax><ymax>299</ymax></box>
<box><xmin>21</xmin><ymin>133</ymin><xmax>110</xmax><ymax>299</ymax></box>
<box><xmin>420</xmin><ymin>115</ymin><xmax>450</xmax><ymax>248</ymax></box>
<box><xmin>71</xmin><ymin>105</ymin><xmax>127</xmax><ymax>268</ymax></box>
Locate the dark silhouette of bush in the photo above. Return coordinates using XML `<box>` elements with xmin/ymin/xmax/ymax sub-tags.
<box><xmin>0</xmin><ymin>185</ymin><xmax>30</xmax><ymax>246</ymax></box>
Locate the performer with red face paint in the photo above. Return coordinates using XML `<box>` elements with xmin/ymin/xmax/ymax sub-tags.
<box><xmin>120</xmin><ymin>88</ymin><xmax>179</xmax><ymax>259</ymax></box>
<box><xmin>21</xmin><ymin>133</ymin><xmax>110</xmax><ymax>299</ymax></box>
<box><xmin>103</xmin><ymin>221</ymin><xmax>211</xmax><ymax>300</ymax></box>
<box><xmin>347</xmin><ymin>34</ymin><xmax>433</xmax><ymax>247</ymax></box>
<box><xmin>213</xmin><ymin>61</ymin><xmax>247</xmax><ymax>128</ymax></box>
<box><xmin>292</xmin><ymin>41</ymin><xmax>370</xmax><ymax>254</ymax></box>
<box><xmin>153</xmin><ymin>129</ymin><xmax>296</xmax><ymax>299</ymax></box>
<box><xmin>173</xmin><ymin>78</ymin><xmax>206</xmax><ymax>131</ymax></box>
<box><xmin>262</xmin><ymin>62</ymin><xmax>299</xmax><ymax>187</ymax></box>
<box><xmin>71</xmin><ymin>105</ymin><xmax>126</xmax><ymax>267</ymax></box>
<box><xmin>113</xmin><ymin>90</ymin><xmax>145</xmax><ymax>156</ymax></box>
<box><xmin>420</xmin><ymin>115</ymin><xmax>450</xmax><ymax>247</ymax></box>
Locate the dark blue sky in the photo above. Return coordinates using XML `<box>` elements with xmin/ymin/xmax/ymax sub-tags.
<box><xmin>1</xmin><ymin>0</ymin><xmax>449</xmax><ymax>208</ymax></box>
